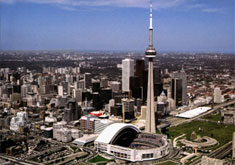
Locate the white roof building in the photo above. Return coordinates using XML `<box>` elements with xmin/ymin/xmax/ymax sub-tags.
<box><xmin>175</xmin><ymin>107</ymin><xmax>211</xmax><ymax>119</ymax></box>
<box><xmin>73</xmin><ymin>134</ymin><xmax>99</xmax><ymax>146</ymax></box>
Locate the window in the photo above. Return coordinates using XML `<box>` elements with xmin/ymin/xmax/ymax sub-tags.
<box><xmin>142</xmin><ymin>153</ymin><xmax>153</xmax><ymax>159</ymax></box>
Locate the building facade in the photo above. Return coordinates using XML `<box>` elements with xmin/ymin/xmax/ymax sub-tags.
<box><xmin>214</xmin><ymin>87</ymin><xmax>222</xmax><ymax>103</ymax></box>
<box><xmin>122</xmin><ymin>98</ymin><xmax>135</xmax><ymax>120</ymax></box>
<box><xmin>171</xmin><ymin>68</ymin><xmax>187</xmax><ymax>107</ymax></box>
<box><xmin>122</xmin><ymin>58</ymin><xmax>134</xmax><ymax>92</ymax></box>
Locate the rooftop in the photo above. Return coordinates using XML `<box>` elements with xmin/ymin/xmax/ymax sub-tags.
<box><xmin>176</xmin><ymin>107</ymin><xmax>211</xmax><ymax>119</ymax></box>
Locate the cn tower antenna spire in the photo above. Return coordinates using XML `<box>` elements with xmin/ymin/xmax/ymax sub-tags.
<box><xmin>150</xmin><ymin>0</ymin><xmax>153</xmax><ymax>30</ymax></box>
<box><xmin>146</xmin><ymin>0</ymin><xmax>156</xmax><ymax>56</ymax></box>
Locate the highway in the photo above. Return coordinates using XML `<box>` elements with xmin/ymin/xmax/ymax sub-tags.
<box><xmin>0</xmin><ymin>154</ymin><xmax>40</xmax><ymax>165</ymax></box>
<box><xmin>52</xmin><ymin>152</ymin><xmax>88</xmax><ymax>165</ymax></box>
<box><xmin>209</xmin><ymin>141</ymin><xmax>232</xmax><ymax>159</ymax></box>
<box><xmin>77</xmin><ymin>146</ymin><xmax>96</xmax><ymax>163</ymax></box>
<box><xmin>191</xmin><ymin>141</ymin><xmax>232</xmax><ymax>165</ymax></box>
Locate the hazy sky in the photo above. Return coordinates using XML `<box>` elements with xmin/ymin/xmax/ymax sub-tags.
<box><xmin>0</xmin><ymin>0</ymin><xmax>234</xmax><ymax>53</ymax></box>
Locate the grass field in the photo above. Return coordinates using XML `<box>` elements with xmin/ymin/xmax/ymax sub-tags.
<box><xmin>88</xmin><ymin>155</ymin><xmax>109</xmax><ymax>163</ymax></box>
<box><xmin>167</xmin><ymin>120</ymin><xmax>235</xmax><ymax>148</ymax></box>
<box><xmin>202</xmin><ymin>112</ymin><xmax>222</xmax><ymax>122</ymax></box>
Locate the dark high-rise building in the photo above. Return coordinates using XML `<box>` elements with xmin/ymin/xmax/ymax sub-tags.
<box><xmin>43</xmin><ymin>128</ymin><xmax>53</xmax><ymax>139</ymax></box>
<box><xmin>130</xmin><ymin>76</ymin><xmax>142</xmax><ymax>99</ymax></box>
<box><xmin>7</xmin><ymin>87</ymin><xmax>13</xmax><ymax>96</ymax></box>
<box><xmin>143</xmin><ymin>70</ymin><xmax>148</xmax><ymax>102</ymax></box>
<box><xmin>100</xmin><ymin>88</ymin><xmax>112</xmax><ymax>105</ymax></box>
<box><xmin>12</xmin><ymin>72</ymin><xmax>21</xmax><ymax>81</ymax></box>
<box><xmin>154</xmin><ymin>67</ymin><xmax>162</xmax><ymax>84</ymax></box>
<box><xmin>110</xmin><ymin>105</ymin><xmax>122</xmax><ymax>116</ymax></box>
<box><xmin>154</xmin><ymin>67</ymin><xmax>163</xmax><ymax>97</ymax></box>
<box><xmin>130</xmin><ymin>76</ymin><xmax>141</xmax><ymax>89</ymax></box>
<box><xmin>154</xmin><ymin>83</ymin><xmax>163</xmax><ymax>98</ymax></box>
<box><xmin>13</xmin><ymin>85</ymin><xmax>21</xmax><ymax>94</ymax></box>
<box><xmin>92</xmin><ymin>81</ymin><xmax>100</xmax><ymax>93</ymax></box>
<box><xmin>135</xmin><ymin>59</ymin><xmax>145</xmax><ymax>86</ymax></box>
<box><xmin>84</xmin><ymin>73</ymin><xmax>92</xmax><ymax>89</ymax></box>
<box><xmin>92</xmin><ymin>92</ymin><xmax>103</xmax><ymax>110</ymax></box>
<box><xmin>82</xmin><ymin>91</ymin><xmax>92</xmax><ymax>101</ymax></box>
<box><xmin>171</xmin><ymin>67</ymin><xmax>187</xmax><ymax>106</ymax></box>
<box><xmin>171</xmin><ymin>79</ymin><xmax>183</xmax><ymax>107</ymax></box>
<box><xmin>64</xmin><ymin>100</ymin><xmax>81</xmax><ymax>122</ymax></box>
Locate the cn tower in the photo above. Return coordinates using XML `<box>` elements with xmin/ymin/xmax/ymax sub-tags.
<box><xmin>145</xmin><ymin>0</ymin><xmax>156</xmax><ymax>134</ymax></box>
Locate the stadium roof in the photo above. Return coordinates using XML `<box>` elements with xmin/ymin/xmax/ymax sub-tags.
<box><xmin>95</xmin><ymin>123</ymin><xmax>141</xmax><ymax>144</ymax></box>
<box><xmin>175</xmin><ymin>107</ymin><xmax>211</xmax><ymax>119</ymax></box>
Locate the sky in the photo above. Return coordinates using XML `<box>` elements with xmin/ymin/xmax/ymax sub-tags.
<box><xmin>0</xmin><ymin>0</ymin><xmax>234</xmax><ymax>53</ymax></box>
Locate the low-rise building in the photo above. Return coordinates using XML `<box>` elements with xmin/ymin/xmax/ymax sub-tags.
<box><xmin>201</xmin><ymin>156</ymin><xmax>224</xmax><ymax>165</ymax></box>
<box><xmin>223</xmin><ymin>111</ymin><xmax>235</xmax><ymax>125</ymax></box>
<box><xmin>80</xmin><ymin>115</ymin><xmax>114</xmax><ymax>134</ymax></box>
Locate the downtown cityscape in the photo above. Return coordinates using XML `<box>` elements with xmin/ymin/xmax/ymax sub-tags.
<box><xmin>0</xmin><ymin>0</ymin><xmax>235</xmax><ymax>165</ymax></box>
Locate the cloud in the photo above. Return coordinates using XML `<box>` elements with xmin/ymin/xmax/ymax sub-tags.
<box><xmin>202</xmin><ymin>8</ymin><xmax>224</xmax><ymax>13</ymax></box>
<box><xmin>186</xmin><ymin>3</ymin><xmax>204</xmax><ymax>9</ymax></box>
<box><xmin>58</xmin><ymin>5</ymin><xmax>78</xmax><ymax>11</ymax></box>
<box><xmin>0</xmin><ymin>0</ymin><xmax>187</xmax><ymax>10</ymax></box>
<box><xmin>0</xmin><ymin>0</ymin><xmax>15</xmax><ymax>4</ymax></box>
<box><xmin>0</xmin><ymin>0</ymin><xmax>226</xmax><ymax>14</ymax></box>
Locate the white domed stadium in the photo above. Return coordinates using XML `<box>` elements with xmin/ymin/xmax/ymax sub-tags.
<box><xmin>94</xmin><ymin>123</ymin><xmax>169</xmax><ymax>162</ymax></box>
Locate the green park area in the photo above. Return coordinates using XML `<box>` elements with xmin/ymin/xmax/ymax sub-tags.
<box><xmin>88</xmin><ymin>155</ymin><xmax>109</xmax><ymax>163</ymax></box>
<box><xmin>167</xmin><ymin>120</ymin><xmax>235</xmax><ymax>148</ymax></box>
<box><xmin>202</xmin><ymin>112</ymin><xmax>222</xmax><ymax>122</ymax></box>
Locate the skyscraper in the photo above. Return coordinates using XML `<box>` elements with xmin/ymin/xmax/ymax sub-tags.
<box><xmin>58</xmin><ymin>85</ymin><xmax>64</xmax><ymax>96</ymax></box>
<box><xmin>145</xmin><ymin>0</ymin><xmax>157</xmax><ymax>134</ymax></box>
<box><xmin>84</xmin><ymin>73</ymin><xmax>92</xmax><ymax>89</ymax></box>
<box><xmin>214</xmin><ymin>87</ymin><xmax>222</xmax><ymax>103</ymax></box>
<box><xmin>64</xmin><ymin>100</ymin><xmax>81</xmax><ymax>122</ymax></box>
<box><xmin>171</xmin><ymin>78</ymin><xmax>183</xmax><ymax>107</ymax></box>
<box><xmin>134</xmin><ymin>59</ymin><xmax>145</xmax><ymax>99</ymax></box>
<box><xmin>154</xmin><ymin>67</ymin><xmax>163</xmax><ymax>97</ymax></box>
<box><xmin>122</xmin><ymin>98</ymin><xmax>135</xmax><ymax>121</ymax></box>
<box><xmin>130</xmin><ymin>76</ymin><xmax>141</xmax><ymax>99</ymax></box>
<box><xmin>122</xmin><ymin>58</ymin><xmax>134</xmax><ymax>92</ymax></box>
<box><xmin>135</xmin><ymin>59</ymin><xmax>145</xmax><ymax>86</ymax></box>
<box><xmin>171</xmin><ymin>66</ymin><xmax>187</xmax><ymax>106</ymax></box>
<box><xmin>73</xmin><ymin>88</ymin><xmax>83</xmax><ymax>103</ymax></box>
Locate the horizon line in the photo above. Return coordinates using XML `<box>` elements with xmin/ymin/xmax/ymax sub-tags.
<box><xmin>0</xmin><ymin>49</ymin><xmax>234</xmax><ymax>54</ymax></box>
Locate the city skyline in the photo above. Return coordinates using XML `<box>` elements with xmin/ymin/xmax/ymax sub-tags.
<box><xmin>0</xmin><ymin>0</ymin><xmax>234</xmax><ymax>53</ymax></box>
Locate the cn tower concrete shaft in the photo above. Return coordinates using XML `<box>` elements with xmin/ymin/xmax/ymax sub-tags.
<box><xmin>145</xmin><ymin>58</ymin><xmax>156</xmax><ymax>133</ymax></box>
